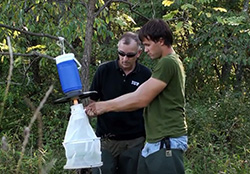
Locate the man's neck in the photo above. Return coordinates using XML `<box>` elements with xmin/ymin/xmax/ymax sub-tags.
<box><xmin>162</xmin><ymin>46</ymin><xmax>175</xmax><ymax>57</ymax></box>
<box><xmin>119</xmin><ymin>62</ymin><xmax>136</xmax><ymax>75</ymax></box>
<box><xmin>123</xmin><ymin>65</ymin><xmax>136</xmax><ymax>75</ymax></box>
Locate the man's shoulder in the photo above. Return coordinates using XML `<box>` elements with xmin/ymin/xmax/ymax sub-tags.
<box><xmin>137</xmin><ymin>63</ymin><xmax>152</xmax><ymax>73</ymax></box>
<box><xmin>163</xmin><ymin>53</ymin><xmax>180</xmax><ymax>61</ymax></box>
<box><xmin>99</xmin><ymin>60</ymin><xmax>115</xmax><ymax>67</ymax></box>
<box><xmin>97</xmin><ymin>60</ymin><xmax>116</xmax><ymax>70</ymax></box>
<box><xmin>159</xmin><ymin>54</ymin><xmax>180</xmax><ymax>66</ymax></box>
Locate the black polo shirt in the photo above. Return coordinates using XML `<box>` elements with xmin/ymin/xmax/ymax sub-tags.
<box><xmin>90</xmin><ymin>59</ymin><xmax>152</xmax><ymax>140</ymax></box>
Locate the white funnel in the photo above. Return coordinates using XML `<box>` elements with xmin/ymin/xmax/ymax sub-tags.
<box><xmin>63</xmin><ymin>104</ymin><xmax>102</xmax><ymax>169</ymax></box>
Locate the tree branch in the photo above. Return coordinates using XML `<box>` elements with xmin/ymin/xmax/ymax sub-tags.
<box><xmin>80</xmin><ymin>0</ymin><xmax>88</xmax><ymax>8</ymax></box>
<box><xmin>0</xmin><ymin>81</ymin><xmax>22</xmax><ymax>85</ymax></box>
<box><xmin>94</xmin><ymin>0</ymin><xmax>113</xmax><ymax>18</ymax></box>
<box><xmin>23</xmin><ymin>97</ymin><xmax>43</xmax><ymax>173</ymax></box>
<box><xmin>0</xmin><ymin>23</ymin><xmax>78</xmax><ymax>57</ymax></box>
<box><xmin>0</xmin><ymin>36</ymin><xmax>14</xmax><ymax>129</ymax></box>
<box><xmin>0</xmin><ymin>51</ymin><xmax>55</xmax><ymax>60</ymax></box>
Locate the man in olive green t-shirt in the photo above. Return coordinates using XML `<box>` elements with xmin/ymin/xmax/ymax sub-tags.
<box><xmin>144</xmin><ymin>53</ymin><xmax>187</xmax><ymax>142</ymax></box>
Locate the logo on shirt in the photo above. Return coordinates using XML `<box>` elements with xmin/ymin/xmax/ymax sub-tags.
<box><xmin>131</xmin><ymin>80</ymin><xmax>140</xmax><ymax>86</ymax></box>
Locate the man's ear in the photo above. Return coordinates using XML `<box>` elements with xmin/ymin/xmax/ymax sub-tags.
<box><xmin>137</xmin><ymin>49</ymin><xmax>143</xmax><ymax>57</ymax></box>
<box><xmin>159</xmin><ymin>37</ymin><xmax>165</xmax><ymax>46</ymax></box>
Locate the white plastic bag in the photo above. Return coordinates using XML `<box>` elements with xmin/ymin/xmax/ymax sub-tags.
<box><xmin>63</xmin><ymin>104</ymin><xmax>102</xmax><ymax>169</ymax></box>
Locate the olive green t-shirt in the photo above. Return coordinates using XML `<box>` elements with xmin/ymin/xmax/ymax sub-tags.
<box><xmin>144</xmin><ymin>53</ymin><xmax>188</xmax><ymax>142</ymax></box>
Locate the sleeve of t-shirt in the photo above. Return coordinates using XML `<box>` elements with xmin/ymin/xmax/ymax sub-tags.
<box><xmin>152</xmin><ymin>57</ymin><xmax>176</xmax><ymax>84</ymax></box>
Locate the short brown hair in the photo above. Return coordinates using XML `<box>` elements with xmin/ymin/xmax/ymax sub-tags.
<box><xmin>139</xmin><ymin>19</ymin><xmax>173</xmax><ymax>47</ymax></box>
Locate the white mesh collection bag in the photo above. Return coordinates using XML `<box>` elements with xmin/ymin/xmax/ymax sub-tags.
<box><xmin>63</xmin><ymin>103</ymin><xmax>102</xmax><ymax>169</ymax></box>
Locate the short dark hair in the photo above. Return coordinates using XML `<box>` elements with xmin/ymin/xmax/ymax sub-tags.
<box><xmin>118</xmin><ymin>32</ymin><xmax>141</xmax><ymax>48</ymax></box>
<box><xmin>138</xmin><ymin>19</ymin><xmax>173</xmax><ymax>47</ymax></box>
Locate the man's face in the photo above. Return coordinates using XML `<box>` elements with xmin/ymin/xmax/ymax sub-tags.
<box><xmin>142</xmin><ymin>38</ymin><xmax>162</xmax><ymax>59</ymax></box>
<box><xmin>117</xmin><ymin>40</ymin><xmax>140</xmax><ymax>71</ymax></box>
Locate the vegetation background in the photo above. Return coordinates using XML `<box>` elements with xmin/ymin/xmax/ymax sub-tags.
<box><xmin>0</xmin><ymin>0</ymin><xmax>249</xmax><ymax>173</ymax></box>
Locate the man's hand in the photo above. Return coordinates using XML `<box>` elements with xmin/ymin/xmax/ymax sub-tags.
<box><xmin>85</xmin><ymin>101</ymin><xmax>107</xmax><ymax>116</ymax></box>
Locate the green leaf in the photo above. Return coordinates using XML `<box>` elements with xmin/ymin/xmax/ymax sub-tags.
<box><xmin>181</xmin><ymin>3</ymin><xmax>197</xmax><ymax>10</ymax></box>
<box><xmin>163</xmin><ymin>10</ymin><xmax>179</xmax><ymax>20</ymax></box>
<box><xmin>206</xmin><ymin>13</ymin><xmax>212</xmax><ymax>18</ymax></box>
<box><xmin>216</xmin><ymin>16</ymin><xmax>225</xmax><ymax>24</ymax></box>
<box><xmin>14</xmin><ymin>57</ymin><xmax>22</xmax><ymax>67</ymax></box>
<box><xmin>213</xmin><ymin>7</ymin><xmax>227</xmax><ymax>12</ymax></box>
<box><xmin>225</xmin><ymin>16</ymin><xmax>245</xmax><ymax>26</ymax></box>
<box><xmin>26</xmin><ymin>45</ymin><xmax>46</xmax><ymax>53</ymax></box>
<box><xmin>162</xmin><ymin>0</ymin><xmax>175</xmax><ymax>7</ymax></box>
<box><xmin>122</xmin><ymin>14</ymin><xmax>136</xmax><ymax>24</ymax></box>
<box><xmin>98</xmin><ymin>0</ymin><xmax>104</xmax><ymax>5</ymax></box>
<box><xmin>105</xmin><ymin>17</ymin><xmax>109</xmax><ymax>24</ymax></box>
<box><xmin>176</xmin><ymin>21</ymin><xmax>183</xmax><ymax>32</ymax></box>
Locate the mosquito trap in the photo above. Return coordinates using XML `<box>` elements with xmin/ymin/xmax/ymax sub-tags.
<box><xmin>54</xmin><ymin>38</ymin><xmax>102</xmax><ymax>169</ymax></box>
<box><xmin>62</xmin><ymin>102</ymin><xmax>102</xmax><ymax>169</ymax></box>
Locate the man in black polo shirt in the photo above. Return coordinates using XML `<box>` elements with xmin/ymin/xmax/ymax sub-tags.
<box><xmin>90</xmin><ymin>32</ymin><xmax>151</xmax><ymax>174</ymax></box>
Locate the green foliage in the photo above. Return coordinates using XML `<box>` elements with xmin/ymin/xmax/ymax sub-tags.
<box><xmin>159</xmin><ymin>0</ymin><xmax>250</xmax><ymax>93</ymax></box>
<box><xmin>186</xmin><ymin>9</ymin><xmax>250</xmax><ymax>91</ymax></box>
<box><xmin>185</xmin><ymin>91</ymin><xmax>250</xmax><ymax>173</ymax></box>
<box><xmin>0</xmin><ymin>101</ymin><xmax>72</xmax><ymax>173</ymax></box>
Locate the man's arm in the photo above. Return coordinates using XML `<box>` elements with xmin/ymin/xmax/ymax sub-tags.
<box><xmin>86</xmin><ymin>77</ymin><xmax>166</xmax><ymax>116</ymax></box>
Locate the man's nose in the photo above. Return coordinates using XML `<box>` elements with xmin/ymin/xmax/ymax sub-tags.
<box><xmin>122</xmin><ymin>56</ymin><xmax>129</xmax><ymax>60</ymax></box>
